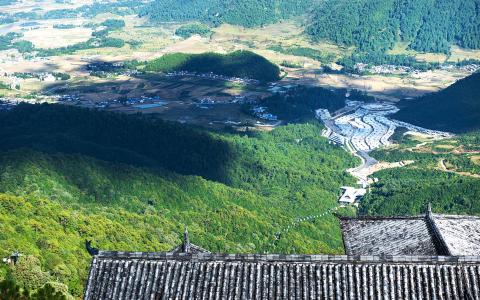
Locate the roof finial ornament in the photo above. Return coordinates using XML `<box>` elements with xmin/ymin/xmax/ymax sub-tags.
<box><xmin>182</xmin><ymin>226</ymin><xmax>191</xmax><ymax>253</ymax></box>
<box><xmin>86</xmin><ymin>240</ymin><xmax>99</xmax><ymax>256</ymax></box>
<box><xmin>427</xmin><ymin>203</ymin><xmax>432</xmax><ymax>216</ymax></box>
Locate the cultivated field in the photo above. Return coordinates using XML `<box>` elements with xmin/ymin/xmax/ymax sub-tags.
<box><xmin>1</xmin><ymin>3</ymin><xmax>480</xmax><ymax>126</ymax></box>
<box><xmin>23</xmin><ymin>24</ymin><xmax>92</xmax><ymax>49</ymax></box>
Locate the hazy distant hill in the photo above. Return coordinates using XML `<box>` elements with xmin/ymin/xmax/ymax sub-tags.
<box><xmin>393</xmin><ymin>72</ymin><xmax>480</xmax><ymax>133</ymax></box>
<box><xmin>144</xmin><ymin>0</ymin><xmax>480</xmax><ymax>54</ymax></box>
<box><xmin>307</xmin><ymin>0</ymin><xmax>480</xmax><ymax>54</ymax></box>
<box><xmin>142</xmin><ymin>0</ymin><xmax>315</xmax><ymax>27</ymax></box>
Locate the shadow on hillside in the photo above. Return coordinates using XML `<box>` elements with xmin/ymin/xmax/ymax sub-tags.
<box><xmin>0</xmin><ymin>103</ymin><xmax>234</xmax><ymax>183</ymax></box>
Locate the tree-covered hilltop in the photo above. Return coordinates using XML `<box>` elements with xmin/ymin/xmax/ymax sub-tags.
<box><xmin>306</xmin><ymin>0</ymin><xmax>480</xmax><ymax>54</ymax></box>
<box><xmin>0</xmin><ymin>104</ymin><xmax>358</xmax><ymax>297</ymax></box>
<box><xmin>143</xmin><ymin>51</ymin><xmax>280</xmax><ymax>82</ymax></box>
<box><xmin>393</xmin><ymin>72</ymin><xmax>480</xmax><ymax>133</ymax></box>
<box><xmin>254</xmin><ymin>86</ymin><xmax>348</xmax><ymax>121</ymax></box>
<box><xmin>141</xmin><ymin>0</ymin><xmax>315</xmax><ymax>27</ymax></box>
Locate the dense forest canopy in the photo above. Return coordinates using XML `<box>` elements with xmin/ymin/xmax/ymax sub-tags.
<box><xmin>142</xmin><ymin>0</ymin><xmax>316</xmax><ymax>27</ymax></box>
<box><xmin>393</xmin><ymin>72</ymin><xmax>480</xmax><ymax>133</ymax></box>
<box><xmin>0</xmin><ymin>104</ymin><xmax>357</xmax><ymax>297</ymax></box>
<box><xmin>360</xmin><ymin>168</ymin><xmax>480</xmax><ymax>216</ymax></box>
<box><xmin>306</xmin><ymin>0</ymin><xmax>480</xmax><ymax>54</ymax></box>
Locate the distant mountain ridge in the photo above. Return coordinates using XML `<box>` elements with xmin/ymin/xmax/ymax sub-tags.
<box><xmin>142</xmin><ymin>0</ymin><xmax>315</xmax><ymax>28</ymax></box>
<box><xmin>393</xmin><ymin>72</ymin><xmax>480</xmax><ymax>133</ymax></box>
<box><xmin>144</xmin><ymin>0</ymin><xmax>480</xmax><ymax>54</ymax></box>
<box><xmin>307</xmin><ymin>0</ymin><xmax>480</xmax><ymax>54</ymax></box>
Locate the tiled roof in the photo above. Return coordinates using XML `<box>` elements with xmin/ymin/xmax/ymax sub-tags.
<box><xmin>168</xmin><ymin>227</ymin><xmax>210</xmax><ymax>255</ymax></box>
<box><xmin>84</xmin><ymin>252</ymin><xmax>480</xmax><ymax>300</ymax></box>
<box><xmin>339</xmin><ymin>216</ymin><xmax>439</xmax><ymax>256</ymax></box>
<box><xmin>431</xmin><ymin>214</ymin><xmax>480</xmax><ymax>256</ymax></box>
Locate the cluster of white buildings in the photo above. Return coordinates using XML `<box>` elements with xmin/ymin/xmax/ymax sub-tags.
<box><xmin>55</xmin><ymin>94</ymin><xmax>166</xmax><ymax>110</ymax></box>
<box><xmin>317</xmin><ymin>99</ymin><xmax>452</xmax><ymax>206</ymax></box>
<box><xmin>333</xmin><ymin>103</ymin><xmax>399</xmax><ymax>151</ymax></box>
<box><xmin>0</xmin><ymin>98</ymin><xmax>19</xmax><ymax>111</ymax></box>
<box><xmin>355</xmin><ymin>63</ymin><xmax>414</xmax><ymax>74</ymax></box>
<box><xmin>251</xmin><ymin>106</ymin><xmax>278</xmax><ymax>121</ymax></box>
<box><xmin>55</xmin><ymin>94</ymin><xmax>81</xmax><ymax>103</ymax></box>
<box><xmin>320</xmin><ymin>102</ymin><xmax>450</xmax><ymax>152</ymax></box>
<box><xmin>267</xmin><ymin>83</ymin><xmax>297</xmax><ymax>94</ymax></box>
<box><xmin>165</xmin><ymin>71</ymin><xmax>260</xmax><ymax>85</ymax></box>
<box><xmin>1</xmin><ymin>71</ymin><xmax>61</xmax><ymax>90</ymax></box>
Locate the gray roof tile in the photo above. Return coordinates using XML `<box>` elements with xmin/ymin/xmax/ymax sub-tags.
<box><xmin>431</xmin><ymin>214</ymin><xmax>480</xmax><ymax>255</ymax></box>
<box><xmin>84</xmin><ymin>253</ymin><xmax>480</xmax><ymax>300</ymax></box>
<box><xmin>340</xmin><ymin>217</ymin><xmax>438</xmax><ymax>256</ymax></box>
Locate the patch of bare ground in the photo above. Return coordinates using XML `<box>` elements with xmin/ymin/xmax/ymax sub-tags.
<box><xmin>471</xmin><ymin>156</ymin><xmax>480</xmax><ymax>165</ymax></box>
<box><xmin>23</xmin><ymin>26</ymin><xmax>92</xmax><ymax>49</ymax></box>
<box><xmin>286</xmin><ymin>68</ymin><xmax>473</xmax><ymax>101</ymax></box>
<box><xmin>0</xmin><ymin>0</ymin><xmax>92</xmax><ymax>14</ymax></box>
<box><xmin>365</xmin><ymin>161</ymin><xmax>415</xmax><ymax>177</ymax></box>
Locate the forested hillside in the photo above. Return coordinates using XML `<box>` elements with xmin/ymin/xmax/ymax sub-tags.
<box><xmin>362</xmin><ymin>132</ymin><xmax>480</xmax><ymax>216</ymax></box>
<box><xmin>0</xmin><ymin>104</ymin><xmax>357</xmax><ymax>297</ymax></box>
<box><xmin>142</xmin><ymin>0</ymin><xmax>315</xmax><ymax>27</ymax></box>
<box><xmin>393</xmin><ymin>72</ymin><xmax>480</xmax><ymax>133</ymax></box>
<box><xmin>360</xmin><ymin>168</ymin><xmax>480</xmax><ymax>216</ymax></box>
<box><xmin>306</xmin><ymin>0</ymin><xmax>480</xmax><ymax>54</ymax></box>
<box><xmin>257</xmin><ymin>86</ymin><xmax>347</xmax><ymax>121</ymax></box>
<box><xmin>143</xmin><ymin>51</ymin><xmax>280</xmax><ymax>82</ymax></box>
<box><xmin>143</xmin><ymin>0</ymin><xmax>479</xmax><ymax>55</ymax></box>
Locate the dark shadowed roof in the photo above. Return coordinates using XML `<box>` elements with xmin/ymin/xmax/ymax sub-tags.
<box><xmin>339</xmin><ymin>216</ymin><xmax>438</xmax><ymax>256</ymax></box>
<box><xmin>84</xmin><ymin>252</ymin><xmax>480</xmax><ymax>300</ymax></box>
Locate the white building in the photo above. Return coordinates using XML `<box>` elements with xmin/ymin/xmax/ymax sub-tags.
<box><xmin>338</xmin><ymin>186</ymin><xmax>367</xmax><ymax>205</ymax></box>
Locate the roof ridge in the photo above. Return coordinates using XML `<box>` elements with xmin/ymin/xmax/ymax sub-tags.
<box><xmin>338</xmin><ymin>215</ymin><xmax>425</xmax><ymax>221</ymax></box>
<box><xmin>432</xmin><ymin>213</ymin><xmax>480</xmax><ymax>219</ymax></box>
<box><xmin>426</xmin><ymin>211</ymin><xmax>451</xmax><ymax>255</ymax></box>
<box><xmin>339</xmin><ymin>213</ymin><xmax>480</xmax><ymax>221</ymax></box>
<box><xmin>94</xmin><ymin>251</ymin><xmax>480</xmax><ymax>263</ymax></box>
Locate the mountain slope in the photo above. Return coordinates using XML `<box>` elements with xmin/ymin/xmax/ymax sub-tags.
<box><xmin>361</xmin><ymin>132</ymin><xmax>480</xmax><ymax>216</ymax></box>
<box><xmin>142</xmin><ymin>0</ymin><xmax>315</xmax><ymax>28</ymax></box>
<box><xmin>0</xmin><ymin>104</ymin><xmax>358</xmax><ymax>297</ymax></box>
<box><xmin>393</xmin><ymin>72</ymin><xmax>480</xmax><ymax>133</ymax></box>
<box><xmin>143</xmin><ymin>0</ymin><xmax>479</xmax><ymax>54</ymax></box>
<box><xmin>306</xmin><ymin>0</ymin><xmax>480</xmax><ymax>53</ymax></box>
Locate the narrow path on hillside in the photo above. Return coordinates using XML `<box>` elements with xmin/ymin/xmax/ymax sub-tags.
<box><xmin>438</xmin><ymin>159</ymin><xmax>480</xmax><ymax>178</ymax></box>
